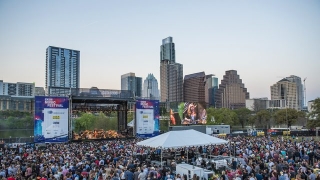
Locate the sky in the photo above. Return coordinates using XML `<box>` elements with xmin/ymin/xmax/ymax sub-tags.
<box><xmin>0</xmin><ymin>0</ymin><xmax>319</xmax><ymax>102</ymax></box>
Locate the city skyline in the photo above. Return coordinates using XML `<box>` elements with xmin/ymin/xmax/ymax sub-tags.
<box><xmin>0</xmin><ymin>1</ymin><xmax>319</xmax><ymax>101</ymax></box>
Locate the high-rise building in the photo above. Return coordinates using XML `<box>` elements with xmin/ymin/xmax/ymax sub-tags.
<box><xmin>46</xmin><ymin>46</ymin><xmax>80</xmax><ymax>95</ymax></box>
<box><xmin>215</xmin><ymin>70</ymin><xmax>250</xmax><ymax>109</ymax></box>
<box><xmin>160</xmin><ymin>60</ymin><xmax>183</xmax><ymax>102</ymax></box>
<box><xmin>160</xmin><ymin>37</ymin><xmax>183</xmax><ymax>103</ymax></box>
<box><xmin>183</xmin><ymin>72</ymin><xmax>205</xmax><ymax>102</ymax></box>
<box><xmin>121</xmin><ymin>72</ymin><xmax>142</xmax><ymax>98</ymax></box>
<box><xmin>0</xmin><ymin>80</ymin><xmax>35</xmax><ymax>97</ymax></box>
<box><xmin>160</xmin><ymin>37</ymin><xmax>175</xmax><ymax>63</ymax></box>
<box><xmin>142</xmin><ymin>74</ymin><xmax>160</xmax><ymax>100</ymax></box>
<box><xmin>205</xmin><ymin>75</ymin><xmax>219</xmax><ymax>107</ymax></box>
<box><xmin>285</xmin><ymin>75</ymin><xmax>304</xmax><ymax>109</ymax></box>
<box><xmin>270</xmin><ymin>77</ymin><xmax>302</xmax><ymax>110</ymax></box>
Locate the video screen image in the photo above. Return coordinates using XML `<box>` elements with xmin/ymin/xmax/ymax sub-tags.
<box><xmin>169</xmin><ymin>102</ymin><xmax>207</xmax><ymax>126</ymax></box>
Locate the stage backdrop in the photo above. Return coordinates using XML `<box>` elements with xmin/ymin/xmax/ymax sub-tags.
<box><xmin>34</xmin><ymin>96</ymin><xmax>69</xmax><ymax>143</ymax></box>
<box><xmin>135</xmin><ymin>100</ymin><xmax>160</xmax><ymax>137</ymax></box>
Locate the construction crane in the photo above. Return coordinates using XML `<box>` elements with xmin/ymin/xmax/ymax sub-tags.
<box><xmin>303</xmin><ymin>77</ymin><xmax>307</xmax><ymax>107</ymax></box>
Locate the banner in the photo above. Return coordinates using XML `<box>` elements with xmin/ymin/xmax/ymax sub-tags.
<box><xmin>34</xmin><ymin>96</ymin><xmax>69</xmax><ymax>143</ymax></box>
<box><xmin>135</xmin><ymin>100</ymin><xmax>160</xmax><ymax>137</ymax></box>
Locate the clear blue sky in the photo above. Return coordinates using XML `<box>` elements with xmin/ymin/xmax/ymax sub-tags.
<box><xmin>0</xmin><ymin>0</ymin><xmax>319</xmax><ymax>101</ymax></box>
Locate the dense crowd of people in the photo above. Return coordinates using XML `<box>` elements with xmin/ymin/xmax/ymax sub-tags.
<box><xmin>0</xmin><ymin>135</ymin><xmax>320</xmax><ymax>180</ymax></box>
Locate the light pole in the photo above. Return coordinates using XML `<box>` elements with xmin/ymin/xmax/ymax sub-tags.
<box><xmin>286</xmin><ymin>102</ymin><xmax>288</xmax><ymax>128</ymax></box>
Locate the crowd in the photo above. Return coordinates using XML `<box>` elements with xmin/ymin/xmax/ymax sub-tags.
<box><xmin>0</xmin><ymin>135</ymin><xmax>320</xmax><ymax>180</ymax></box>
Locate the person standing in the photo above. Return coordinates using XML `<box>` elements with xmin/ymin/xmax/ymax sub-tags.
<box><xmin>125</xmin><ymin>168</ymin><xmax>134</xmax><ymax>180</ymax></box>
<box><xmin>309</xmin><ymin>170</ymin><xmax>316</xmax><ymax>180</ymax></box>
<box><xmin>133</xmin><ymin>168</ymin><xmax>140</xmax><ymax>180</ymax></box>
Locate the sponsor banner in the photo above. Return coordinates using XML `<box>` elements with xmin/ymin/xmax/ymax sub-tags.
<box><xmin>34</xmin><ymin>96</ymin><xmax>69</xmax><ymax>143</ymax></box>
<box><xmin>135</xmin><ymin>100</ymin><xmax>159</xmax><ymax>137</ymax></box>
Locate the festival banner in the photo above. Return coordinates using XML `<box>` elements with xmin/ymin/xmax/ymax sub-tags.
<box><xmin>34</xmin><ymin>96</ymin><xmax>69</xmax><ymax>143</ymax></box>
<box><xmin>135</xmin><ymin>100</ymin><xmax>160</xmax><ymax>137</ymax></box>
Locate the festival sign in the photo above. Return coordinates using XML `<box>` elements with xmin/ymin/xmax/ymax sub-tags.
<box><xmin>34</xmin><ymin>96</ymin><xmax>69</xmax><ymax>143</ymax></box>
<box><xmin>135</xmin><ymin>100</ymin><xmax>160</xmax><ymax>137</ymax></box>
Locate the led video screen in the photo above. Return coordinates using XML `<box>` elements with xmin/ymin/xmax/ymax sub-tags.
<box><xmin>169</xmin><ymin>102</ymin><xmax>207</xmax><ymax>126</ymax></box>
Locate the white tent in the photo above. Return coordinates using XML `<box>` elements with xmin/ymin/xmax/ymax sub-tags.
<box><xmin>137</xmin><ymin>129</ymin><xmax>228</xmax><ymax>166</ymax></box>
<box><xmin>127</xmin><ymin>120</ymin><xmax>134</xmax><ymax>127</ymax></box>
<box><xmin>137</xmin><ymin>129</ymin><xmax>228</xmax><ymax>148</ymax></box>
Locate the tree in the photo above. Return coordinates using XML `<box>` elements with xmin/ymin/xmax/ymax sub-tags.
<box><xmin>248</xmin><ymin>114</ymin><xmax>257</xmax><ymax>128</ymax></box>
<box><xmin>234</xmin><ymin>108</ymin><xmax>252</xmax><ymax>128</ymax></box>
<box><xmin>308</xmin><ymin>98</ymin><xmax>320</xmax><ymax>120</ymax></box>
<box><xmin>94</xmin><ymin>112</ymin><xmax>109</xmax><ymax>130</ymax></box>
<box><xmin>252</xmin><ymin>100</ymin><xmax>265</xmax><ymax>112</ymax></box>
<box><xmin>274</xmin><ymin>108</ymin><xmax>303</xmax><ymax>128</ymax></box>
<box><xmin>74</xmin><ymin>113</ymin><xmax>96</xmax><ymax>132</ymax></box>
<box><xmin>206</xmin><ymin>108</ymin><xmax>238</xmax><ymax>125</ymax></box>
<box><xmin>256</xmin><ymin>110</ymin><xmax>271</xmax><ymax>128</ymax></box>
<box><xmin>307</xmin><ymin>98</ymin><xmax>320</xmax><ymax>128</ymax></box>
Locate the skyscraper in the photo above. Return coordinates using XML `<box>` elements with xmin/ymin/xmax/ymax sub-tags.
<box><xmin>270</xmin><ymin>76</ymin><xmax>303</xmax><ymax>110</ymax></box>
<box><xmin>183</xmin><ymin>72</ymin><xmax>206</xmax><ymax>102</ymax></box>
<box><xmin>160</xmin><ymin>37</ymin><xmax>183</xmax><ymax>103</ymax></box>
<box><xmin>284</xmin><ymin>75</ymin><xmax>304</xmax><ymax>109</ymax></box>
<box><xmin>121</xmin><ymin>72</ymin><xmax>142</xmax><ymax>98</ymax></box>
<box><xmin>46</xmin><ymin>46</ymin><xmax>80</xmax><ymax>95</ymax></box>
<box><xmin>215</xmin><ymin>70</ymin><xmax>250</xmax><ymax>109</ymax></box>
<box><xmin>205</xmin><ymin>75</ymin><xmax>219</xmax><ymax>107</ymax></box>
<box><xmin>160</xmin><ymin>60</ymin><xmax>183</xmax><ymax>103</ymax></box>
<box><xmin>142</xmin><ymin>74</ymin><xmax>160</xmax><ymax>100</ymax></box>
<box><xmin>160</xmin><ymin>37</ymin><xmax>175</xmax><ymax>63</ymax></box>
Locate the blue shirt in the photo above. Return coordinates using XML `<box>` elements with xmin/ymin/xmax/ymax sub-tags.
<box><xmin>256</xmin><ymin>173</ymin><xmax>263</xmax><ymax>180</ymax></box>
<box><xmin>125</xmin><ymin>170</ymin><xmax>134</xmax><ymax>180</ymax></box>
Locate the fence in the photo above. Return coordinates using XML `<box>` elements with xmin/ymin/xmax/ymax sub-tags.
<box><xmin>0</xmin><ymin>137</ymin><xmax>34</xmax><ymax>144</ymax></box>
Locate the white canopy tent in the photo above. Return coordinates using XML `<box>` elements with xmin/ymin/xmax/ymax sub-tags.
<box><xmin>136</xmin><ymin>129</ymin><xmax>228</xmax><ymax>166</ymax></box>
<box><xmin>127</xmin><ymin>120</ymin><xmax>134</xmax><ymax>127</ymax></box>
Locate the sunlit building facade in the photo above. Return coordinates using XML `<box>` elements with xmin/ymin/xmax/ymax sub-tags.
<box><xmin>46</xmin><ymin>46</ymin><xmax>80</xmax><ymax>95</ymax></box>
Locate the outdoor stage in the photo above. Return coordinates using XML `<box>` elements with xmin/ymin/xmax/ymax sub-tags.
<box><xmin>48</xmin><ymin>87</ymin><xmax>135</xmax><ymax>141</ymax></box>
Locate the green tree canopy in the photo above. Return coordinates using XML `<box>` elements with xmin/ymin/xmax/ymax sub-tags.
<box><xmin>207</xmin><ymin>108</ymin><xmax>238</xmax><ymax>125</ymax></box>
<box><xmin>248</xmin><ymin>114</ymin><xmax>257</xmax><ymax>128</ymax></box>
<box><xmin>274</xmin><ymin>108</ymin><xmax>304</xmax><ymax>127</ymax></box>
<box><xmin>307</xmin><ymin>98</ymin><xmax>320</xmax><ymax>128</ymax></box>
<box><xmin>308</xmin><ymin>98</ymin><xmax>320</xmax><ymax>120</ymax></box>
<box><xmin>256</xmin><ymin>110</ymin><xmax>271</xmax><ymax>128</ymax></box>
<box><xmin>234</xmin><ymin>108</ymin><xmax>252</xmax><ymax>128</ymax></box>
<box><xmin>74</xmin><ymin>113</ymin><xmax>96</xmax><ymax>132</ymax></box>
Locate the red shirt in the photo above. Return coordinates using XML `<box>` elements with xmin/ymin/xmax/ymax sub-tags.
<box><xmin>7</xmin><ymin>176</ymin><xmax>16</xmax><ymax>180</ymax></box>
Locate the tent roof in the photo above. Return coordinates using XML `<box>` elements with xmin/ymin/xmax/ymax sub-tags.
<box><xmin>136</xmin><ymin>129</ymin><xmax>228</xmax><ymax>149</ymax></box>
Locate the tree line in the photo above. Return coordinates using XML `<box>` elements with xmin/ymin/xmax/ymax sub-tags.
<box><xmin>206</xmin><ymin>97</ymin><xmax>320</xmax><ymax>129</ymax></box>
<box><xmin>0</xmin><ymin>110</ymin><xmax>33</xmax><ymax>129</ymax></box>
<box><xmin>0</xmin><ymin>98</ymin><xmax>319</xmax><ymax>131</ymax></box>
<box><xmin>206</xmin><ymin>107</ymin><xmax>306</xmax><ymax>129</ymax></box>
